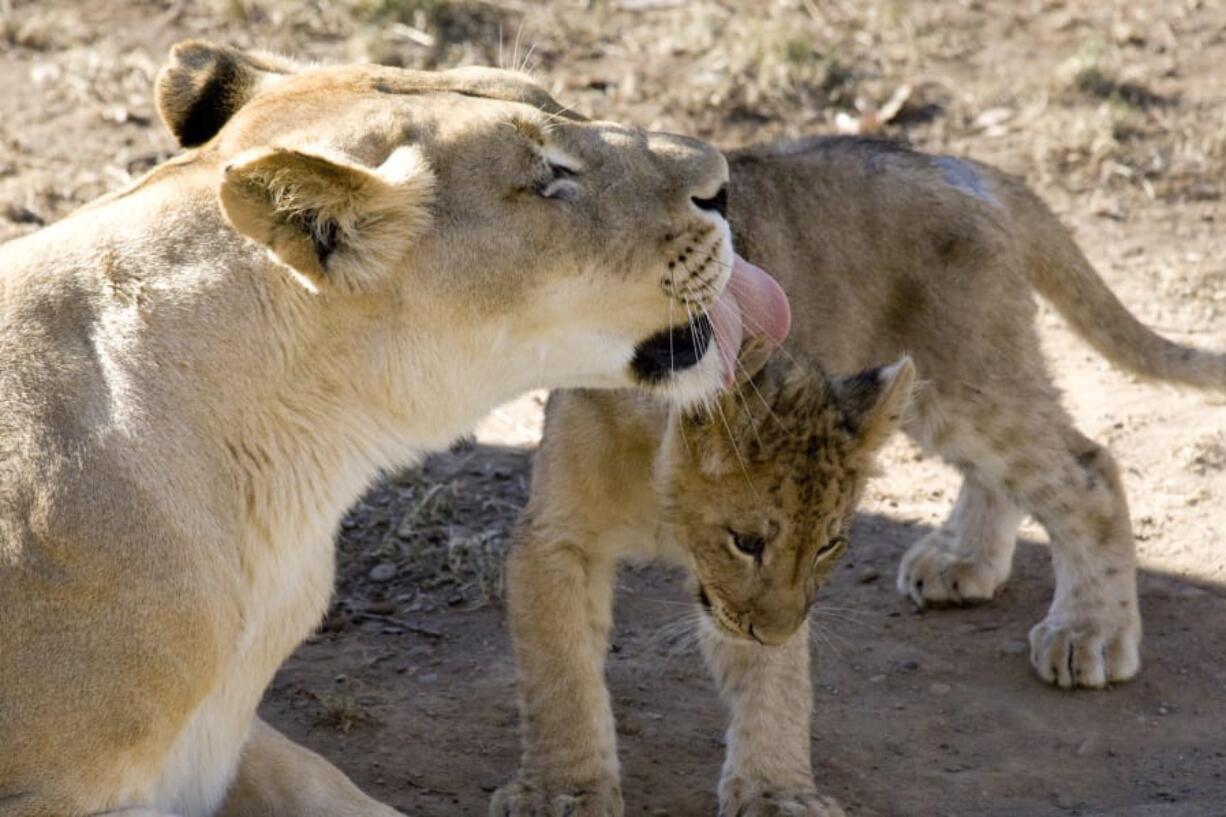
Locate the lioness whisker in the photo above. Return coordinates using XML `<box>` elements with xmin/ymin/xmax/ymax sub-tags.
<box><xmin>711</xmin><ymin>391</ymin><xmax>761</xmax><ymax>500</ymax></box>
<box><xmin>731</xmin><ymin>352</ymin><xmax>783</xmax><ymax>429</ymax></box>
<box><xmin>518</xmin><ymin>38</ymin><xmax>540</xmax><ymax>76</ymax></box>
<box><xmin>676</xmin><ymin>290</ymin><xmax>759</xmax><ymax>497</ymax></box>
<box><xmin>728</xmin><ymin>360</ymin><xmax>766</xmax><ymax>449</ymax></box>
<box><xmin>510</xmin><ymin>18</ymin><xmax>526</xmax><ymax>77</ymax></box>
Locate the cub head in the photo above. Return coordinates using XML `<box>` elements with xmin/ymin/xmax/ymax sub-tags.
<box><xmin>153</xmin><ymin>41</ymin><xmax>790</xmax><ymax>413</ymax></box>
<box><xmin>659</xmin><ymin>353</ymin><xmax>915</xmax><ymax>645</ymax></box>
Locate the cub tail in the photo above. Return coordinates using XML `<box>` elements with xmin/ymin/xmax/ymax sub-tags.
<box><xmin>1010</xmin><ymin>183</ymin><xmax>1225</xmax><ymax>391</ymax></box>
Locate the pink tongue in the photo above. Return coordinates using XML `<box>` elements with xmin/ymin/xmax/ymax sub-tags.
<box><xmin>709</xmin><ymin>255</ymin><xmax>792</xmax><ymax>386</ymax></box>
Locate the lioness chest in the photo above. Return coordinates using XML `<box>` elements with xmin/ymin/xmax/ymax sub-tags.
<box><xmin>148</xmin><ymin>509</ymin><xmax>340</xmax><ymax>816</ymax></box>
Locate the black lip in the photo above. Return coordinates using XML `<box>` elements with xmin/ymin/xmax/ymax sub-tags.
<box><xmin>692</xmin><ymin>185</ymin><xmax>729</xmax><ymax>218</ymax></box>
<box><xmin>698</xmin><ymin>586</ymin><xmax>712</xmax><ymax>610</ymax></box>
<box><xmin>629</xmin><ymin>312</ymin><xmax>713</xmax><ymax>383</ymax></box>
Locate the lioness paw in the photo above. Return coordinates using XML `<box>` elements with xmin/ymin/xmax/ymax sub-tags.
<box><xmin>897</xmin><ymin>529</ymin><xmax>1008</xmax><ymax>608</ymax></box>
<box><xmin>1029</xmin><ymin>605</ymin><xmax>1141</xmax><ymax>689</ymax></box>
<box><xmin>490</xmin><ymin>779</ymin><xmax>623</xmax><ymax>817</ymax></box>
<box><xmin>720</xmin><ymin>787</ymin><xmax>846</xmax><ymax>817</ymax></box>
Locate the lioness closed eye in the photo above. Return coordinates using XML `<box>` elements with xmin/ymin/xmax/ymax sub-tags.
<box><xmin>0</xmin><ymin>42</ymin><xmax>792</xmax><ymax>817</ymax></box>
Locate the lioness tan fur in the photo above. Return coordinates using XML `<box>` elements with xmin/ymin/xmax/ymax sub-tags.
<box><xmin>0</xmin><ymin>41</ymin><xmax>752</xmax><ymax>817</ymax></box>
<box><xmin>499</xmin><ymin>136</ymin><xmax>1226</xmax><ymax>816</ymax></box>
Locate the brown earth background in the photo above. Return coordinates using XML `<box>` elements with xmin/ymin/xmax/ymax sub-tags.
<box><xmin>2</xmin><ymin>1</ymin><xmax>1224</xmax><ymax>815</ymax></box>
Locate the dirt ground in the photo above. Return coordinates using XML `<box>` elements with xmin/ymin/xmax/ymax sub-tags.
<box><xmin>2</xmin><ymin>1</ymin><xmax>1224</xmax><ymax>814</ymax></box>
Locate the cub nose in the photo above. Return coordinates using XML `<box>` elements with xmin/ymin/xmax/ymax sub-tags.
<box><xmin>691</xmin><ymin>185</ymin><xmax>728</xmax><ymax>218</ymax></box>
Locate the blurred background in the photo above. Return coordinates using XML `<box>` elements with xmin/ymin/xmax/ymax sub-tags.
<box><xmin>2</xmin><ymin>0</ymin><xmax>1224</xmax><ymax>233</ymax></box>
<box><xmin>2</xmin><ymin>2</ymin><xmax>1223</xmax><ymax>815</ymax></box>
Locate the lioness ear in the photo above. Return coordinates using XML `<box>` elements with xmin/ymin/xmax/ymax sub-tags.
<box><xmin>219</xmin><ymin>145</ymin><xmax>434</xmax><ymax>292</ymax></box>
<box><xmin>156</xmin><ymin>40</ymin><xmax>298</xmax><ymax>148</ymax></box>
<box><xmin>833</xmin><ymin>356</ymin><xmax>916</xmax><ymax>453</ymax></box>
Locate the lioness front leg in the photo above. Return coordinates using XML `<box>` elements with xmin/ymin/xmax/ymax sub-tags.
<box><xmin>702</xmin><ymin>620</ymin><xmax>845</xmax><ymax>817</ymax></box>
<box><xmin>491</xmin><ymin>529</ymin><xmax>623</xmax><ymax>817</ymax></box>
<box><xmin>218</xmin><ymin>718</ymin><xmax>404</xmax><ymax>817</ymax></box>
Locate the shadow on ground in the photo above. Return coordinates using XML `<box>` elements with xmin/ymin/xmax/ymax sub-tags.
<box><xmin>261</xmin><ymin>444</ymin><xmax>1226</xmax><ymax>817</ymax></box>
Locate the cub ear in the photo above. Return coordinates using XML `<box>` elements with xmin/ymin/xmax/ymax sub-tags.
<box><xmin>732</xmin><ymin>336</ymin><xmax>774</xmax><ymax>387</ymax></box>
<box><xmin>832</xmin><ymin>356</ymin><xmax>916</xmax><ymax>453</ymax></box>
<box><xmin>156</xmin><ymin>40</ymin><xmax>298</xmax><ymax>148</ymax></box>
<box><xmin>678</xmin><ymin>354</ymin><xmax>789</xmax><ymax>476</ymax></box>
<box><xmin>219</xmin><ymin>145</ymin><xmax>435</xmax><ymax>293</ymax></box>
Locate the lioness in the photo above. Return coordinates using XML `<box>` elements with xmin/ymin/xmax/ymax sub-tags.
<box><xmin>0</xmin><ymin>42</ymin><xmax>791</xmax><ymax>817</ymax></box>
<box><xmin>499</xmin><ymin>136</ymin><xmax>1226</xmax><ymax>815</ymax></box>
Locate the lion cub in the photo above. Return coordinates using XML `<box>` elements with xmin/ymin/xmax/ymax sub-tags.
<box><xmin>493</xmin><ymin>354</ymin><xmax>911</xmax><ymax>817</ymax></box>
<box><xmin>496</xmin><ymin>135</ymin><xmax>1226</xmax><ymax>815</ymax></box>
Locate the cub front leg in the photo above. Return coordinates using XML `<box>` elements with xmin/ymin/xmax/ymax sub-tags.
<box><xmin>218</xmin><ymin>718</ymin><xmax>404</xmax><ymax>817</ymax></box>
<box><xmin>491</xmin><ymin>530</ymin><xmax>623</xmax><ymax>817</ymax></box>
<box><xmin>702</xmin><ymin>620</ymin><xmax>845</xmax><ymax>817</ymax></box>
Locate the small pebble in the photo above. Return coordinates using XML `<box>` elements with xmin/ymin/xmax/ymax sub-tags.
<box><xmin>929</xmin><ymin>682</ymin><xmax>951</xmax><ymax>695</ymax></box>
<box><xmin>368</xmin><ymin>562</ymin><xmax>397</xmax><ymax>582</ymax></box>
<box><xmin>895</xmin><ymin>658</ymin><xmax>920</xmax><ymax>673</ymax></box>
<box><xmin>869</xmin><ymin>674</ymin><xmax>887</xmax><ymax>684</ymax></box>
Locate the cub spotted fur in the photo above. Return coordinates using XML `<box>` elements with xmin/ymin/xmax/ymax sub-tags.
<box><xmin>496</xmin><ymin>353</ymin><xmax>909</xmax><ymax>817</ymax></box>
<box><xmin>0</xmin><ymin>43</ymin><xmax>791</xmax><ymax>817</ymax></box>
<box><xmin>498</xmin><ymin>136</ymin><xmax>1226</xmax><ymax>815</ymax></box>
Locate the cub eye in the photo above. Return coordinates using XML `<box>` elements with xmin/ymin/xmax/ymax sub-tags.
<box><xmin>728</xmin><ymin>529</ymin><xmax>766</xmax><ymax>559</ymax></box>
<box><xmin>548</xmin><ymin>161</ymin><xmax>576</xmax><ymax>179</ymax></box>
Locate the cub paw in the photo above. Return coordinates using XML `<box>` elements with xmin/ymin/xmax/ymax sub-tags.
<box><xmin>720</xmin><ymin>783</ymin><xmax>846</xmax><ymax>817</ymax></box>
<box><xmin>1029</xmin><ymin>604</ymin><xmax>1141</xmax><ymax>689</ymax></box>
<box><xmin>897</xmin><ymin>529</ymin><xmax>1008</xmax><ymax>608</ymax></box>
<box><xmin>490</xmin><ymin>778</ymin><xmax>623</xmax><ymax>817</ymax></box>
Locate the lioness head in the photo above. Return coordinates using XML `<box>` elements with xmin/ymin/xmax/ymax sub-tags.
<box><xmin>153</xmin><ymin>41</ymin><xmax>789</xmax><ymax>413</ymax></box>
<box><xmin>659</xmin><ymin>353</ymin><xmax>914</xmax><ymax>645</ymax></box>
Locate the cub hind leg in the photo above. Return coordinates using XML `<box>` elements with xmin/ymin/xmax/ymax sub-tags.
<box><xmin>701</xmin><ymin>621</ymin><xmax>845</xmax><ymax>817</ymax></box>
<box><xmin>902</xmin><ymin>387</ymin><xmax>1140</xmax><ymax>688</ymax></box>
<box><xmin>1021</xmin><ymin>427</ymin><xmax>1140</xmax><ymax>687</ymax></box>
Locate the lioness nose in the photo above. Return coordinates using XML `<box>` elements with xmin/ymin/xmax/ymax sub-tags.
<box><xmin>692</xmin><ymin>185</ymin><xmax>728</xmax><ymax>218</ymax></box>
<box><xmin>645</xmin><ymin>131</ymin><xmax>729</xmax><ymax>209</ymax></box>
